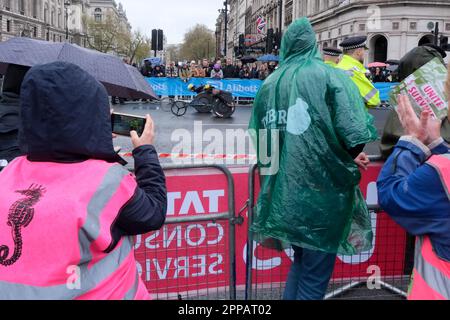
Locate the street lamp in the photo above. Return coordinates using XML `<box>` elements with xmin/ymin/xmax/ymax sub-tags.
<box><xmin>217</xmin><ymin>1</ymin><xmax>229</xmax><ymax>57</ymax></box>
<box><xmin>276</xmin><ymin>0</ymin><xmax>283</xmax><ymax>55</ymax></box>
<box><xmin>64</xmin><ymin>1</ymin><xmax>71</xmax><ymax>41</ymax></box>
<box><xmin>278</xmin><ymin>0</ymin><xmax>283</xmax><ymax>35</ymax></box>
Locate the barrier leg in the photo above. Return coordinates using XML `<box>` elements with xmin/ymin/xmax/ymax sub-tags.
<box><xmin>245</xmin><ymin>164</ymin><xmax>258</xmax><ymax>300</ymax></box>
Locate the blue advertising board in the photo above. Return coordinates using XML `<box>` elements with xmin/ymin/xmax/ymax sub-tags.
<box><xmin>146</xmin><ymin>77</ymin><xmax>398</xmax><ymax>102</ymax></box>
<box><xmin>146</xmin><ymin>77</ymin><xmax>262</xmax><ymax>98</ymax></box>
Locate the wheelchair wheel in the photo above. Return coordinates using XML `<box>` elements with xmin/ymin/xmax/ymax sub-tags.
<box><xmin>212</xmin><ymin>99</ymin><xmax>236</xmax><ymax>118</ymax></box>
<box><xmin>171</xmin><ymin>101</ymin><xmax>187</xmax><ymax>117</ymax></box>
<box><xmin>191</xmin><ymin>95</ymin><xmax>213</xmax><ymax>113</ymax></box>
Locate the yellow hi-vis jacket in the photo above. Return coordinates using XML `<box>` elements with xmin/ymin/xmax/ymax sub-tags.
<box><xmin>337</xmin><ymin>54</ymin><xmax>381</xmax><ymax>108</ymax></box>
<box><xmin>324</xmin><ymin>60</ymin><xmax>338</xmax><ymax>68</ymax></box>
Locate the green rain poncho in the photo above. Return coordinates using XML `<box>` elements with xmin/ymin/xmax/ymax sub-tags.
<box><xmin>249</xmin><ymin>18</ymin><xmax>378</xmax><ymax>255</ymax></box>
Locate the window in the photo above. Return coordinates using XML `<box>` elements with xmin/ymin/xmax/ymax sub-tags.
<box><xmin>359</xmin><ymin>24</ymin><xmax>365</xmax><ymax>31</ymax></box>
<box><xmin>410</xmin><ymin>22</ymin><xmax>417</xmax><ymax>30</ymax></box>
<box><xmin>6</xmin><ymin>20</ymin><xmax>11</xmax><ymax>32</ymax></box>
<box><xmin>446</xmin><ymin>23</ymin><xmax>450</xmax><ymax>31</ymax></box>
<box><xmin>44</xmin><ymin>5</ymin><xmax>48</xmax><ymax>23</ymax></box>
<box><xmin>33</xmin><ymin>26</ymin><xmax>37</xmax><ymax>38</ymax></box>
<box><xmin>350</xmin><ymin>25</ymin><xmax>354</xmax><ymax>32</ymax></box>
<box><xmin>19</xmin><ymin>0</ymin><xmax>25</xmax><ymax>15</ymax></box>
<box><xmin>94</xmin><ymin>8</ymin><xmax>102</xmax><ymax>22</ymax></box>
<box><xmin>393</xmin><ymin>22</ymin><xmax>400</xmax><ymax>30</ymax></box>
<box><xmin>51</xmin><ymin>8</ymin><xmax>55</xmax><ymax>26</ymax></box>
<box><xmin>32</xmin><ymin>0</ymin><xmax>38</xmax><ymax>18</ymax></box>
<box><xmin>4</xmin><ymin>0</ymin><xmax>10</xmax><ymax>10</ymax></box>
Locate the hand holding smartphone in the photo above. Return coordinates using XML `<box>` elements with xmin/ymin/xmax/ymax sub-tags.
<box><xmin>111</xmin><ymin>113</ymin><xmax>155</xmax><ymax>149</ymax></box>
<box><xmin>111</xmin><ymin>113</ymin><xmax>147</xmax><ymax>137</ymax></box>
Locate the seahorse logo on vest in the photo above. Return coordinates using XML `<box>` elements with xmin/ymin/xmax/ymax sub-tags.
<box><xmin>0</xmin><ymin>184</ymin><xmax>46</xmax><ymax>267</ymax></box>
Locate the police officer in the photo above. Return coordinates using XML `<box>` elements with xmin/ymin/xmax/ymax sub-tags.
<box><xmin>337</xmin><ymin>36</ymin><xmax>381</xmax><ymax>108</ymax></box>
<box><xmin>322</xmin><ymin>47</ymin><xmax>342</xmax><ymax>67</ymax></box>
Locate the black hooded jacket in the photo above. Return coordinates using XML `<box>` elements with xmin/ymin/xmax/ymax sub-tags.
<box><xmin>0</xmin><ymin>64</ymin><xmax>30</xmax><ymax>163</ymax></box>
<box><xmin>18</xmin><ymin>62</ymin><xmax>167</xmax><ymax>248</ymax></box>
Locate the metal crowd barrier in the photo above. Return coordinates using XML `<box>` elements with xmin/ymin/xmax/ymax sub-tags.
<box><xmin>245</xmin><ymin>163</ymin><xmax>414</xmax><ymax>300</ymax></box>
<box><xmin>134</xmin><ymin>164</ymin><xmax>240</xmax><ymax>300</ymax></box>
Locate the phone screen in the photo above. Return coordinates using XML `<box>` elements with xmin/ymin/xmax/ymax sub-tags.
<box><xmin>111</xmin><ymin>113</ymin><xmax>146</xmax><ymax>136</ymax></box>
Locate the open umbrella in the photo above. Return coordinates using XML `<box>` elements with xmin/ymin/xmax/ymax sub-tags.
<box><xmin>144</xmin><ymin>57</ymin><xmax>162</xmax><ymax>66</ymax></box>
<box><xmin>257</xmin><ymin>54</ymin><xmax>279</xmax><ymax>62</ymax></box>
<box><xmin>0</xmin><ymin>37</ymin><xmax>157</xmax><ymax>100</ymax></box>
<box><xmin>240</xmin><ymin>56</ymin><xmax>257</xmax><ymax>64</ymax></box>
<box><xmin>385</xmin><ymin>59</ymin><xmax>400</xmax><ymax>66</ymax></box>
<box><xmin>386</xmin><ymin>64</ymin><xmax>399</xmax><ymax>72</ymax></box>
<box><xmin>368</xmin><ymin>62</ymin><xmax>388</xmax><ymax>68</ymax></box>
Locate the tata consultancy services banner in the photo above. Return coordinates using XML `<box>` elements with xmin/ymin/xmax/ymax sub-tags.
<box><xmin>146</xmin><ymin>77</ymin><xmax>262</xmax><ymax>98</ymax></box>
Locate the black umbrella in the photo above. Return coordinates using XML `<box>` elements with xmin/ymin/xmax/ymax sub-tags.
<box><xmin>240</xmin><ymin>56</ymin><xmax>257</xmax><ymax>64</ymax></box>
<box><xmin>385</xmin><ymin>59</ymin><xmax>400</xmax><ymax>65</ymax></box>
<box><xmin>0</xmin><ymin>37</ymin><xmax>157</xmax><ymax>100</ymax></box>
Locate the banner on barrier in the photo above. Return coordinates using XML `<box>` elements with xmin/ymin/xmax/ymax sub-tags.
<box><xmin>146</xmin><ymin>77</ymin><xmax>262</xmax><ymax>98</ymax></box>
<box><xmin>146</xmin><ymin>77</ymin><xmax>398</xmax><ymax>101</ymax></box>
<box><xmin>376</xmin><ymin>82</ymin><xmax>399</xmax><ymax>102</ymax></box>
<box><xmin>134</xmin><ymin>163</ymin><xmax>407</xmax><ymax>297</ymax></box>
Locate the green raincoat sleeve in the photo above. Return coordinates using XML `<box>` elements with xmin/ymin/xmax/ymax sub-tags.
<box><xmin>249</xmin><ymin>18</ymin><xmax>378</xmax><ymax>255</ymax></box>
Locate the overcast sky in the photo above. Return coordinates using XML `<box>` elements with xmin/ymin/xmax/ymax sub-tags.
<box><xmin>118</xmin><ymin>0</ymin><xmax>223</xmax><ymax>44</ymax></box>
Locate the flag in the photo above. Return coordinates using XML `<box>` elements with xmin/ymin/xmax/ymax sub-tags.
<box><xmin>257</xmin><ymin>16</ymin><xmax>266</xmax><ymax>34</ymax></box>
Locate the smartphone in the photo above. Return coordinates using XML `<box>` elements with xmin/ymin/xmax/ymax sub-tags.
<box><xmin>111</xmin><ymin>113</ymin><xmax>146</xmax><ymax>136</ymax></box>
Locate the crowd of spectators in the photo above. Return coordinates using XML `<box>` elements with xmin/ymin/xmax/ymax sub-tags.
<box><xmin>140</xmin><ymin>57</ymin><xmax>278</xmax><ymax>81</ymax></box>
<box><xmin>368</xmin><ymin>66</ymin><xmax>399</xmax><ymax>83</ymax></box>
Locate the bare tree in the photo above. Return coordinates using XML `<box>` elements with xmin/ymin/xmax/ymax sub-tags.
<box><xmin>179</xmin><ymin>24</ymin><xmax>216</xmax><ymax>61</ymax></box>
<box><xmin>118</xmin><ymin>30</ymin><xmax>151</xmax><ymax>64</ymax></box>
<box><xmin>84</xmin><ymin>13</ymin><xmax>123</xmax><ymax>54</ymax></box>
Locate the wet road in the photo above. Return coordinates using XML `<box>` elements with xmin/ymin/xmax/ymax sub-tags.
<box><xmin>112</xmin><ymin>100</ymin><xmax>391</xmax><ymax>168</ymax></box>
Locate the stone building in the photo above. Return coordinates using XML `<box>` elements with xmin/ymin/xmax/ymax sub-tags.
<box><xmin>218</xmin><ymin>0</ymin><xmax>450</xmax><ymax>61</ymax></box>
<box><xmin>0</xmin><ymin>0</ymin><xmax>130</xmax><ymax>47</ymax></box>
<box><xmin>296</xmin><ymin>0</ymin><xmax>450</xmax><ymax>62</ymax></box>
<box><xmin>0</xmin><ymin>0</ymin><xmax>72</xmax><ymax>43</ymax></box>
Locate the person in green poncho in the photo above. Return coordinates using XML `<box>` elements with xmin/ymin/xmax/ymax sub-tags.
<box><xmin>249</xmin><ymin>18</ymin><xmax>378</xmax><ymax>300</ymax></box>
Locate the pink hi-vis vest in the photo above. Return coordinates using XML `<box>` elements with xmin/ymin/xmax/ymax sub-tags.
<box><xmin>408</xmin><ymin>154</ymin><xmax>450</xmax><ymax>300</ymax></box>
<box><xmin>0</xmin><ymin>156</ymin><xmax>150</xmax><ymax>300</ymax></box>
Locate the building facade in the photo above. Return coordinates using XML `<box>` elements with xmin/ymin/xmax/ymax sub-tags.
<box><xmin>0</xmin><ymin>0</ymin><xmax>72</xmax><ymax>43</ymax></box>
<box><xmin>299</xmin><ymin>0</ymin><xmax>450</xmax><ymax>62</ymax></box>
<box><xmin>0</xmin><ymin>0</ymin><xmax>130</xmax><ymax>47</ymax></box>
<box><xmin>218</xmin><ymin>0</ymin><xmax>450</xmax><ymax>61</ymax></box>
<box><xmin>88</xmin><ymin>0</ymin><xmax>130</xmax><ymax>33</ymax></box>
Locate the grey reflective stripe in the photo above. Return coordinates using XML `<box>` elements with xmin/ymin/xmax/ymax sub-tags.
<box><xmin>0</xmin><ymin>238</ymin><xmax>133</xmax><ymax>300</ymax></box>
<box><xmin>364</xmin><ymin>88</ymin><xmax>378</xmax><ymax>103</ymax></box>
<box><xmin>427</xmin><ymin>156</ymin><xmax>450</xmax><ymax>201</ymax></box>
<box><xmin>79</xmin><ymin>164</ymin><xmax>130</xmax><ymax>265</ymax></box>
<box><xmin>414</xmin><ymin>237</ymin><xmax>450</xmax><ymax>299</ymax></box>
<box><xmin>123</xmin><ymin>269</ymin><xmax>140</xmax><ymax>300</ymax></box>
<box><xmin>345</xmin><ymin>70</ymin><xmax>355</xmax><ymax>77</ymax></box>
<box><xmin>0</xmin><ymin>165</ymin><xmax>133</xmax><ymax>300</ymax></box>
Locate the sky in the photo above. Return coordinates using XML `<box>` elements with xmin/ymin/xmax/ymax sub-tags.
<box><xmin>117</xmin><ymin>0</ymin><xmax>223</xmax><ymax>44</ymax></box>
